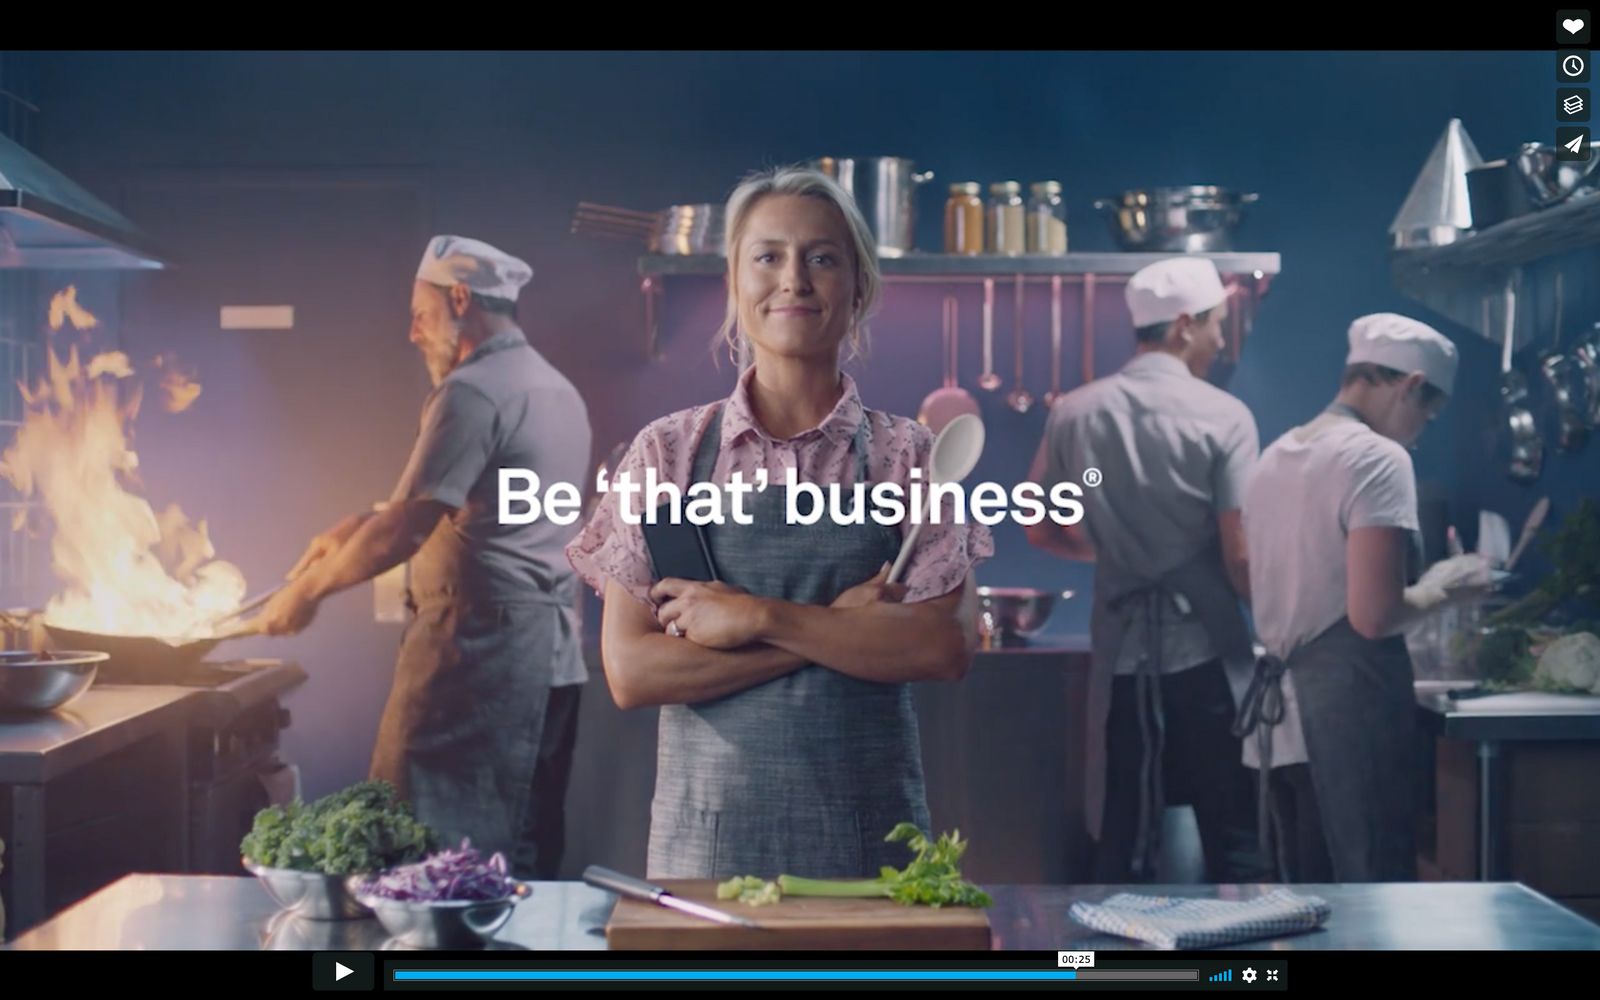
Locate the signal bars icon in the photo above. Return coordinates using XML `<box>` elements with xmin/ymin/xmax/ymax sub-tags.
<box><xmin>1210</xmin><ymin>969</ymin><xmax>1234</xmax><ymax>982</ymax></box>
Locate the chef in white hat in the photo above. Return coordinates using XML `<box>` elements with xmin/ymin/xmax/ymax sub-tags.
<box><xmin>1235</xmin><ymin>312</ymin><xmax>1490</xmax><ymax>882</ymax></box>
<box><xmin>259</xmin><ymin>235</ymin><xmax>593</xmax><ymax>878</ymax></box>
<box><xmin>1028</xmin><ymin>256</ymin><xmax>1268</xmax><ymax>884</ymax></box>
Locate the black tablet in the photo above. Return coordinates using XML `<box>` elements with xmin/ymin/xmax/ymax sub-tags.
<box><xmin>640</xmin><ymin>505</ymin><xmax>720</xmax><ymax>583</ymax></box>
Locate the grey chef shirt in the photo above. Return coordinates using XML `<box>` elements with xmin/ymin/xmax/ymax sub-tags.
<box><xmin>391</xmin><ymin>327</ymin><xmax>593</xmax><ymax>685</ymax></box>
<box><xmin>1040</xmin><ymin>351</ymin><xmax>1259</xmax><ymax>673</ymax></box>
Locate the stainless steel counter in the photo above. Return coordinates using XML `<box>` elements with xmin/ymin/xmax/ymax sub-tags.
<box><xmin>1</xmin><ymin>661</ymin><xmax>307</xmax><ymax>937</ymax></box>
<box><xmin>1414</xmin><ymin>681</ymin><xmax>1600</xmax><ymax>884</ymax></box>
<box><xmin>0</xmin><ymin>661</ymin><xmax>308</xmax><ymax>783</ymax></box>
<box><xmin>9</xmin><ymin>875</ymin><xmax>1600</xmax><ymax>951</ymax></box>
<box><xmin>167</xmin><ymin>659</ymin><xmax>308</xmax><ymax>728</ymax></box>
<box><xmin>1415</xmin><ymin>682</ymin><xmax>1600</xmax><ymax>741</ymax></box>
<box><xmin>989</xmin><ymin>881</ymin><xmax>1600</xmax><ymax>951</ymax></box>
<box><xmin>0</xmin><ymin>686</ymin><xmax>195</xmax><ymax>783</ymax></box>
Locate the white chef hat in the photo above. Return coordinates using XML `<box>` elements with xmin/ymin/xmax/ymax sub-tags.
<box><xmin>1346</xmin><ymin>313</ymin><xmax>1458</xmax><ymax>397</ymax></box>
<box><xmin>1125</xmin><ymin>257</ymin><xmax>1229</xmax><ymax>328</ymax></box>
<box><xmin>416</xmin><ymin>235</ymin><xmax>532</xmax><ymax>302</ymax></box>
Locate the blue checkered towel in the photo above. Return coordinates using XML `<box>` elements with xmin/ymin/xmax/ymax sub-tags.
<box><xmin>1068</xmin><ymin>889</ymin><xmax>1332</xmax><ymax>949</ymax></box>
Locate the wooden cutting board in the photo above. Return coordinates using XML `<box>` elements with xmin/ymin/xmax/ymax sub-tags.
<box><xmin>604</xmin><ymin>880</ymin><xmax>993</xmax><ymax>951</ymax></box>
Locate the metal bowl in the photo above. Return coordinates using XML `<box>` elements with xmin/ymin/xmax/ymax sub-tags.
<box><xmin>243</xmin><ymin>859</ymin><xmax>375</xmax><ymax>920</ymax></box>
<box><xmin>0</xmin><ymin>650</ymin><xmax>106</xmax><ymax>713</ymax></box>
<box><xmin>349</xmin><ymin>879</ymin><xmax>532</xmax><ymax>949</ymax></box>
<box><xmin>976</xmin><ymin>587</ymin><xmax>1075</xmax><ymax>640</ymax></box>
<box><xmin>1093</xmin><ymin>186</ymin><xmax>1259</xmax><ymax>252</ymax></box>
<box><xmin>1514</xmin><ymin>141</ymin><xmax>1600</xmax><ymax>207</ymax></box>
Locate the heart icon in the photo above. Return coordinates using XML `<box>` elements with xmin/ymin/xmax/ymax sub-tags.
<box><xmin>1566</xmin><ymin>18</ymin><xmax>1586</xmax><ymax>34</ymax></box>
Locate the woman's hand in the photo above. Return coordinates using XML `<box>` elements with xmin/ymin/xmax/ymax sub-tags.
<box><xmin>650</xmin><ymin>579</ymin><xmax>766</xmax><ymax>649</ymax></box>
<box><xmin>829</xmin><ymin>563</ymin><xmax>908</xmax><ymax>609</ymax></box>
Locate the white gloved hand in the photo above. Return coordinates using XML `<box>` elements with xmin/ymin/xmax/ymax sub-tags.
<box><xmin>1419</xmin><ymin>553</ymin><xmax>1493</xmax><ymax>589</ymax></box>
<box><xmin>1413</xmin><ymin>553</ymin><xmax>1494</xmax><ymax>609</ymax></box>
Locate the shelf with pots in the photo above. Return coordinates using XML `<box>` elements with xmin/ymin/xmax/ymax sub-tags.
<box><xmin>1391</xmin><ymin>194</ymin><xmax>1600</xmax><ymax>350</ymax></box>
<box><xmin>635</xmin><ymin>252</ymin><xmax>1282</xmax><ymax>279</ymax></box>
<box><xmin>1387</xmin><ymin>121</ymin><xmax>1600</xmax><ymax>349</ymax></box>
<box><xmin>608</xmin><ymin>179</ymin><xmax>1281</xmax><ymax>359</ymax></box>
<box><xmin>633</xmin><ymin>255</ymin><xmax>1279</xmax><ymax>369</ymax></box>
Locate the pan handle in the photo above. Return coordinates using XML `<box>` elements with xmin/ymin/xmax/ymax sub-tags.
<box><xmin>209</xmin><ymin>586</ymin><xmax>284</xmax><ymax>630</ymax></box>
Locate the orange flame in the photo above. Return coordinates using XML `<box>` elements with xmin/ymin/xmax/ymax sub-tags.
<box><xmin>152</xmin><ymin>354</ymin><xmax>203</xmax><ymax>414</ymax></box>
<box><xmin>48</xmin><ymin>286</ymin><xmax>99</xmax><ymax>333</ymax></box>
<box><xmin>0</xmin><ymin>291</ymin><xmax>244</xmax><ymax>638</ymax></box>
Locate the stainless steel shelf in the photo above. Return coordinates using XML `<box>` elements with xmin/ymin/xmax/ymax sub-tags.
<box><xmin>632</xmin><ymin>252</ymin><xmax>1281</xmax><ymax>362</ymax></box>
<box><xmin>1392</xmin><ymin>192</ymin><xmax>1600</xmax><ymax>348</ymax></box>
<box><xmin>638</xmin><ymin>251</ymin><xmax>1282</xmax><ymax>280</ymax></box>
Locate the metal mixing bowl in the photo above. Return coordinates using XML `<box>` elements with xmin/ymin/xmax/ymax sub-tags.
<box><xmin>349</xmin><ymin>879</ymin><xmax>532</xmax><ymax>949</ymax></box>
<box><xmin>1093</xmin><ymin>186</ymin><xmax>1259</xmax><ymax>252</ymax></box>
<box><xmin>243</xmin><ymin>859</ymin><xmax>375</xmax><ymax>920</ymax></box>
<box><xmin>976</xmin><ymin>587</ymin><xmax>1075</xmax><ymax>640</ymax></box>
<box><xmin>0</xmin><ymin>650</ymin><xmax>106</xmax><ymax>712</ymax></box>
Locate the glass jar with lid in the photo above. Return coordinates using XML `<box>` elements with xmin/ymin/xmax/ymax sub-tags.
<box><xmin>944</xmin><ymin>182</ymin><xmax>984</xmax><ymax>255</ymax></box>
<box><xmin>1027</xmin><ymin>181</ymin><xmax>1068</xmax><ymax>255</ymax></box>
<box><xmin>987</xmin><ymin>181</ymin><xmax>1025</xmax><ymax>256</ymax></box>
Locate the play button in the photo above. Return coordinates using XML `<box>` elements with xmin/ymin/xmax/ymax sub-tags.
<box><xmin>314</xmin><ymin>952</ymin><xmax>374</xmax><ymax>991</ymax></box>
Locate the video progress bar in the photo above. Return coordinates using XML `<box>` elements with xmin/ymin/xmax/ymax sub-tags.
<box><xmin>391</xmin><ymin>969</ymin><xmax>1200</xmax><ymax>983</ymax></box>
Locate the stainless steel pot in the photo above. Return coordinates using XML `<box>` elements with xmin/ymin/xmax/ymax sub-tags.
<box><xmin>1573</xmin><ymin>323</ymin><xmax>1600</xmax><ymax>429</ymax></box>
<box><xmin>1093</xmin><ymin>186</ymin><xmax>1259</xmax><ymax>252</ymax></box>
<box><xmin>1514</xmin><ymin>141</ymin><xmax>1600</xmax><ymax>207</ymax></box>
<box><xmin>1496</xmin><ymin>281</ymin><xmax>1544</xmax><ymax>483</ymax></box>
<box><xmin>571</xmin><ymin>203</ymin><xmax>725</xmax><ymax>256</ymax></box>
<box><xmin>1537</xmin><ymin>271</ymin><xmax>1590</xmax><ymax>452</ymax></box>
<box><xmin>810</xmin><ymin>156</ymin><xmax>934</xmax><ymax>257</ymax></box>
<box><xmin>653</xmin><ymin>204</ymin><xmax>724</xmax><ymax>255</ymax></box>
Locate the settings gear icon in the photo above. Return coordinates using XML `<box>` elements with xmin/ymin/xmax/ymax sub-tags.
<box><xmin>1243</xmin><ymin>968</ymin><xmax>1259</xmax><ymax>984</ymax></box>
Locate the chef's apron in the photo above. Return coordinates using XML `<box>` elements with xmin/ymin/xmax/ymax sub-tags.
<box><xmin>1234</xmin><ymin>622</ymin><xmax>1419</xmax><ymax>882</ymax></box>
<box><xmin>1086</xmin><ymin>543</ymin><xmax>1256</xmax><ymax>878</ymax></box>
<box><xmin>370</xmin><ymin>395</ymin><xmax>583</xmax><ymax>873</ymax></box>
<box><xmin>1233</xmin><ymin>403</ymin><xmax>1422</xmax><ymax>882</ymax></box>
<box><xmin>646</xmin><ymin>405</ymin><xmax>931</xmax><ymax>879</ymax></box>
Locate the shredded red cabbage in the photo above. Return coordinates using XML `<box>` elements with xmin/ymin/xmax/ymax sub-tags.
<box><xmin>357</xmin><ymin>839</ymin><xmax>515</xmax><ymax>901</ymax></box>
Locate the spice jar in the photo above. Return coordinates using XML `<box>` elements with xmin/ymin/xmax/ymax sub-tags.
<box><xmin>1027</xmin><ymin>181</ymin><xmax>1068</xmax><ymax>255</ymax></box>
<box><xmin>987</xmin><ymin>181</ymin><xmax>1025</xmax><ymax>256</ymax></box>
<box><xmin>943</xmin><ymin>182</ymin><xmax>984</xmax><ymax>255</ymax></box>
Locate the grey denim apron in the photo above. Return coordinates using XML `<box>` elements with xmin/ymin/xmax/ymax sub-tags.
<box><xmin>645</xmin><ymin>405</ymin><xmax>932</xmax><ymax>879</ymax></box>
<box><xmin>1233</xmin><ymin>403</ymin><xmax>1422</xmax><ymax>882</ymax></box>
<box><xmin>370</xmin><ymin>332</ymin><xmax>583</xmax><ymax>872</ymax></box>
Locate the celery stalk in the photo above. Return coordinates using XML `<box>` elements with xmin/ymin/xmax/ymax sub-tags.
<box><xmin>777</xmin><ymin>875</ymin><xmax>893</xmax><ymax>898</ymax></box>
